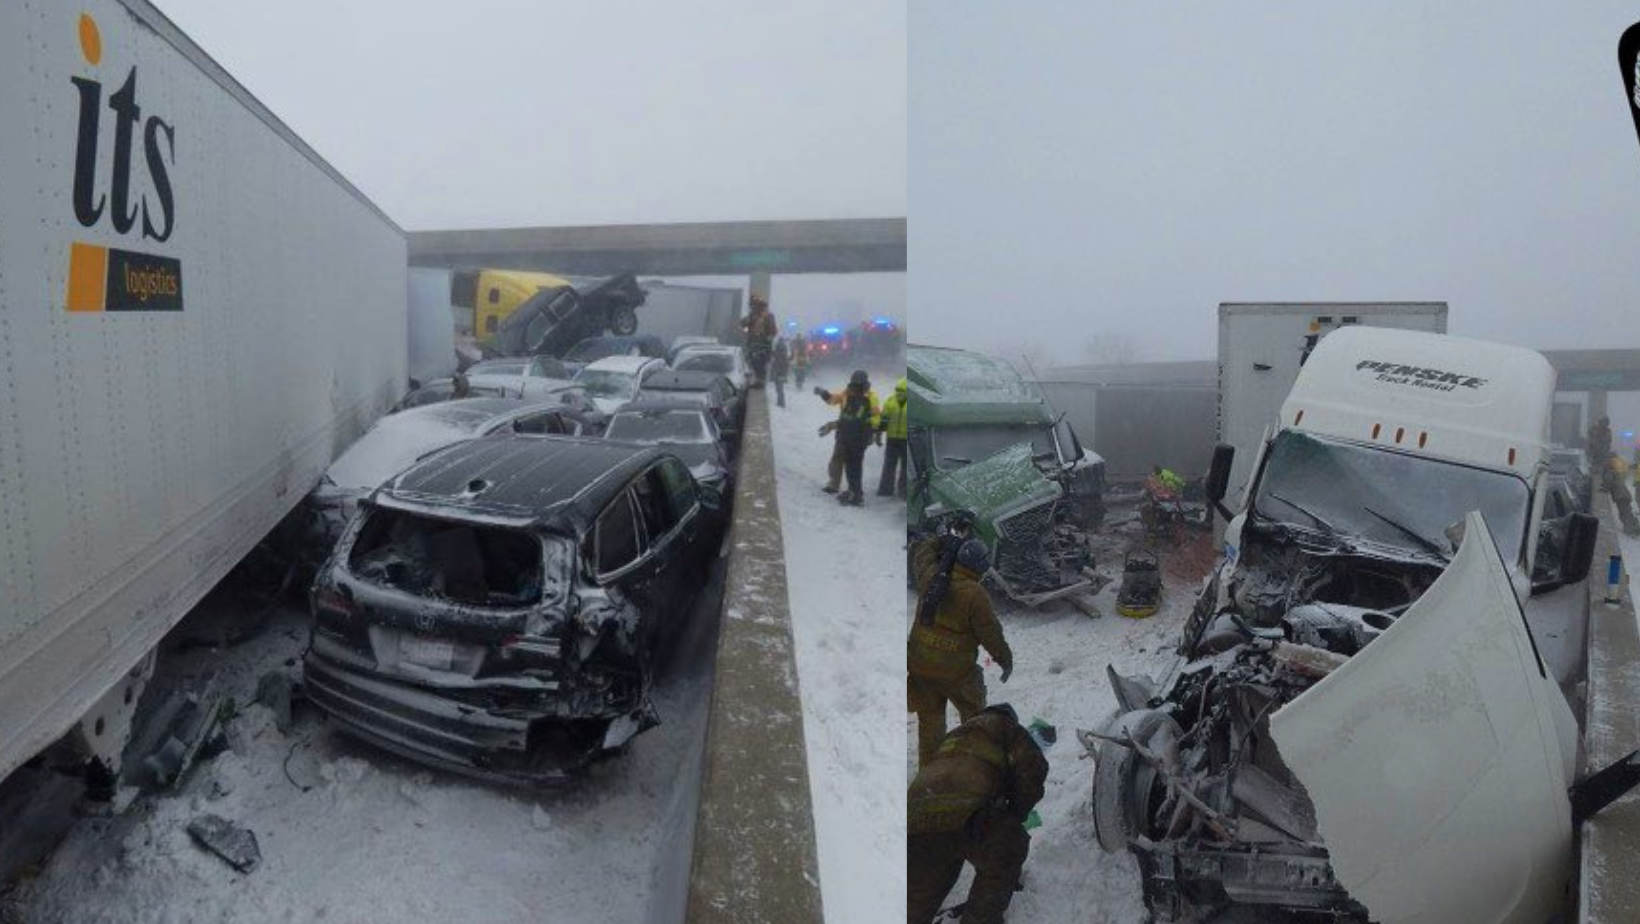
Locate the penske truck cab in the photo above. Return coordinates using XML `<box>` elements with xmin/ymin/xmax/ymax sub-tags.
<box><xmin>1121</xmin><ymin>331</ymin><xmax>1612</xmax><ymax>924</ymax></box>
<box><xmin>1196</xmin><ymin>327</ymin><xmax>1596</xmax><ymax>636</ymax></box>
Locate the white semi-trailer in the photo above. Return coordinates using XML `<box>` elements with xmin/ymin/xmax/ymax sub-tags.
<box><xmin>1218</xmin><ymin>302</ymin><xmax>1447</xmax><ymax>506</ymax></box>
<box><xmin>0</xmin><ymin>1</ymin><xmax>406</xmax><ymax>784</ymax></box>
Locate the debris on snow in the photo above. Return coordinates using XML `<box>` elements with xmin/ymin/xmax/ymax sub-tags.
<box><xmin>254</xmin><ymin>672</ymin><xmax>298</xmax><ymax>735</ymax></box>
<box><xmin>125</xmin><ymin>677</ymin><xmax>230</xmax><ymax>792</ymax></box>
<box><xmin>186</xmin><ymin>814</ymin><xmax>262</xmax><ymax>873</ymax></box>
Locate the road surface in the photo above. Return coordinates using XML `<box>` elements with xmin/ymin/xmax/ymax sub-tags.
<box><xmin>7</xmin><ymin>561</ymin><xmax>725</xmax><ymax>924</ymax></box>
<box><xmin>770</xmin><ymin>369</ymin><xmax>905</xmax><ymax>923</ymax></box>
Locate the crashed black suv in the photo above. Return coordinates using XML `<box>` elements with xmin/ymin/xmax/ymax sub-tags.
<box><xmin>305</xmin><ymin>434</ymin><xmax>715</xmax><ymax>784</ymax></box>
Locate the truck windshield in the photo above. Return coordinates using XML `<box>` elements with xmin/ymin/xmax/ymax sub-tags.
<box><xmin>1252</xmin><ymin>430</ymin><xmax>1531</xmax><ymax>565</ymax></box>
<box><xmin>931</xmin><ymin>424</ymin><xmax>1053</xmax><ymax>469</ymax></box>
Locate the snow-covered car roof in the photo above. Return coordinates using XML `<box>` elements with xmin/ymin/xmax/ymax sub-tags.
<box><xmin>580</xmin><ymin>354</ymin><xmax>661</xmax><ymax>375</ymax></box>
<box><xmin>380</xmin><ymin>434</ymin><xmax>666</xmax><ymax>529</ymax></box>
<box><xmin>325</xmin><ymin>398</ymin><xmax>567</xmax><ymax>492</ymax></box>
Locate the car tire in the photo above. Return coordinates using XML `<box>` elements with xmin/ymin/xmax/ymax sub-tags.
<box><xmin>609</xmin><ymin>306</ymin><xmax>639</xmax><ymax>336</ymax></box>
<box><xmin>1092</xmin><ymin>709</ymin><xmax>1180</xmax><ymax>854</ymax></box>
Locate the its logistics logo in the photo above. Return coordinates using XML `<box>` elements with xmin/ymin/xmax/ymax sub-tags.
<box><xmin>64</xmin><ymin>12</ymin><xmax>182</xmax><ymax>313</ymax></box>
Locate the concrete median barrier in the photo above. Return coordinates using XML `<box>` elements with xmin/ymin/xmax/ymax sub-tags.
<box><xmin>686</xmin><ymin>388</ymin><xmax>826</xmax><ymax>924</ymax></box>
<box><xmin>1580</xmin><ymin>484</ymin><xmax>1640</xmax><ymax>923</ymax></box>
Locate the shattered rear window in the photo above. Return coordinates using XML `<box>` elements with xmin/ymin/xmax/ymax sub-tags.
<box><xmin>348</xmin><ymin>508</ymin><xmax>544</xmax><ymax>607</ymax></box>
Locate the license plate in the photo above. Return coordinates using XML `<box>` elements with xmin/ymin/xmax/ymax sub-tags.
<box><xmin>401</xmin><ymin>635</ymin><xmax>455</xmax><ymax>670</ymax></box>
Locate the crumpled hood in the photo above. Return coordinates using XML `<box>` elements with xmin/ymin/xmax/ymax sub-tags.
<box><xmin>932</xmin><ymin>441</ymin><xmax>1060</xmax><ymax>522</ymax></box>
<box><xmin>1269</xmin><ymin>510</ymin><xmax>1574</xmax><ymax>924</ymax></box>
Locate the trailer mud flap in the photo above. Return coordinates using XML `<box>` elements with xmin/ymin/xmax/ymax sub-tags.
<box><xmin>1269</xmin><ymin>512</ymin><xmax>1574</xmax><ymax>924</ymax></box>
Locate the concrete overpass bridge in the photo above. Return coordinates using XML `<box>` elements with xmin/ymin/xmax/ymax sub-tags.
<box><xmin>1543</xmin><ymin>349</ymin><xmax>1640</xmax><ymax>418</ymax></box>
<box><xmin>408</xmin><ymin>218</ymin><xmax>906</xmax><ymax>301</ymax></box>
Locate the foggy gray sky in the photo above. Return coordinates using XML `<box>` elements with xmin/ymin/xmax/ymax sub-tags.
<box><xmin>155</xmin><ymin>0</ymin><xmax>904</xmax><ymax>230</ymax></box>
<box><xmin>911</xmin><ymin>2</ymin><xmax>1640</xmax><ymax>366</ymax></box>
<box><xmin>152</xmin><ymin>0</ymin><xmax>906</xmax><ymax>328</ymax></box>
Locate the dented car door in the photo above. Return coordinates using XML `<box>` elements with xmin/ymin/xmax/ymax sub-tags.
<box><xmin>1270</xmin><ymin>511</ymin><xmax>1576</xmax><ymax>924</ymax></box>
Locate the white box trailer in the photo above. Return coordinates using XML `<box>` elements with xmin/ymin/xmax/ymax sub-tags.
<box><xmin>1218</xmin><ymin>302</ymin><xmax>1447</xmax><ymax>505</ymax></box>
<box><xmin>408</xmin><ymin>268</ymin><xmax>458</xmax><ymax>384</ymax></box>
<box><xmin>0</xmin><ymin>1</ymin><xmax>406</xmax><ymax>782</ymax></box>
<box><xmin>637</xmin><ymin>280</ymin><xmax>744</xmax><ymax>346</ymax></box>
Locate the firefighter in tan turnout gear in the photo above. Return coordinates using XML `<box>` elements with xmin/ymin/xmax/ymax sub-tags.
<box><xmin>907</xmin><ymin>703</ymin><xmax>1049</xmax><ymax>924</ymax></box>
<box><xmin>909</xmin><ymin>518</ymin><xmax>1013</xmax><ymax>766</ymax></box>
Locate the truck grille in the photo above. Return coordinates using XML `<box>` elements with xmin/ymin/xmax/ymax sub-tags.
<box><xmin>994</xmin><ymin>502</ymin><xmax>1064</xmax><ymax>593</ymax></box>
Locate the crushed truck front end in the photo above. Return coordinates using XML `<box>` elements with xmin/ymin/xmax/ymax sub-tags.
<box><xmin>1090</xmin><ymin>328</ymin><xmax>1591</xmax><ymax>923</ymax></box>
<box><xmin>906</xmin><ymin>345</ymin><xmax>1097</xmax><ymax>606</ymax></box>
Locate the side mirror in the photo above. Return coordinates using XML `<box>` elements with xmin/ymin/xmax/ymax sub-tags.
<box><xmin>1206</xmin><ymin>443</ymin><xmax>1236</xmax><ymax>520</ymax></box>
<box><xmin>1561</xmin><ymin>512</ymin><xmax>1600</xmax><ymax>583</ymax></box>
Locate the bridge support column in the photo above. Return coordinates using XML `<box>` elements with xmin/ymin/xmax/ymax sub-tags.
<box><xmin>1589</xmin><ymin>389</ymin><xmax>1610</xmax><ymax>424</ymax></box>
<box><xmin>748</xmin><ymin>271</ymin><xmax>772</xmax><ymax>305</ymax></box>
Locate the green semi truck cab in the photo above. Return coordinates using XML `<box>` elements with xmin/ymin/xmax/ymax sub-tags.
<box><xmin>905</xmin><ymin>344</ymin><xmax>1104</xmax><ymax>607</ymax></box>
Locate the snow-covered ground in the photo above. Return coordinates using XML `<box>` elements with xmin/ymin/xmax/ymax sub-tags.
<box><xmin>905</xmin><ymin>508</ymin><xmax>1211</xmax><ymax>922</ymax></box>
<box><xmin>896</xmin><ymin>498</ymin><xmax>1625</xmax><ymax>924</ymax></box>
<box><xmin>769</xmin><ymin>369</ymin><xmax>905</xmax><ymax>923</ymax></box>
<box><xmin>8</xmin><ymin>564</ymin><xmax>724</xmax><ymax>924</ymax></box>
<box><xmin>1620</xmin><ymin>504</ymin><xmax>1638</xmax><ymax>618</ymax></box>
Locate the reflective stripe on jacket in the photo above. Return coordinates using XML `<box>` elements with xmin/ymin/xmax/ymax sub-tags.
<box><xmin>908</xmin><ymin>539</ymin><xmax>1011</xmax><ymax>683</ymax></box>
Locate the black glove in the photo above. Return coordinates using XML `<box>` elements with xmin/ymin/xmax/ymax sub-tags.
<box><xmin>1000</xmin><ymin>663</ymin><xmax>1013</xmax><ymax>683</ymax></box>
<box><xmin>814</xmin><ymin>387</ymin><xmax>830</xmax><ymax>400</ymax></box>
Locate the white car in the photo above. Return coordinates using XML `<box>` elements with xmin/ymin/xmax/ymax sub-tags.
<box><xmin>572</xmin><ymin>354</ymin><xmax>666</xmax><ymax>414</ymax></box>
<box><xmin>666</xmin><ymin>335</ymin><xmax>720</xmax><ymax>363</ymax></box>
<box><xmin>310</xmin><ymin>397</ymin><xmax>598</xmax><ymax>541</ymax></box>
<box><xmin>670</xmin><ymin>344</ymin><xmax>750</xmax><ymax>392</ymax></box>
<box><xmin>464</xmin><ymin>355</ymin><xmax>577</xmax><ymax>400</ymax></box>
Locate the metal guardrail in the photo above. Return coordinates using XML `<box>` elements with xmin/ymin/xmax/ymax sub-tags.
<box><xmin>685</xmin><ymin>389</ymin><xmax>825</xmax><ymax>924</ymax></box>
<box><xmin>1579</xmin><ymin>485</ymin><xmax>1639</xmax><ymax>922</ymax></box>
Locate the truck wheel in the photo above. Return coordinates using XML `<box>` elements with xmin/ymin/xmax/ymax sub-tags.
<box><xmin>609</xmin><ymin>306</ymin><xmax>639</xmax><ymax>336</ymax></box>
<box><xmin>1092</xmin><ymin>709</ymin><xmax>1179</xmax><ymax>853</ymax></box>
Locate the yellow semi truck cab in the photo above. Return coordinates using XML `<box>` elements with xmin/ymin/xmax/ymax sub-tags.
<box><xmin>452</xmin><ymin>269</ymin><xmax>574</xmax><ymax>339</ymax></box>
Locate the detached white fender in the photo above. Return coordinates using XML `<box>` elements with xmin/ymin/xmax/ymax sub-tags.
<box><xmin>1269</xmin><ymin>511</ymin><xmax>1575</xmax><ymax>924</ymax></box>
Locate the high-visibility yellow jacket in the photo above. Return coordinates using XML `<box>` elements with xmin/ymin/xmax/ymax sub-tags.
<box><xmin>825</xmin><ymin>387</ymin><xmax>881</xmax><ymax>432</ymax></box>
<box><xmin>880</xmin><ymin>382</ymin><xmax>909</xmax><ymax>440</ymax></box>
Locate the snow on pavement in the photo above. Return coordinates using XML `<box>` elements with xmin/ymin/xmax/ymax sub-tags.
<box><xmin>769</xmin><ymin>369</ymin><xmax>904</xmax><ymax>923</ymax></box>
<box><xmin>11</xmin><ymin>576</ymin><xmax>722</xmax><ymax>924</ymax></box>
<box><xmin>1620</xmin><ymin>505</ymin><xmax>1638</xmax><ymax>618</ymax></box>
<box><xmin>905</xmin><ymin>516</ymin><xmax>1212</xmax><ymax>923</ymax></box>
